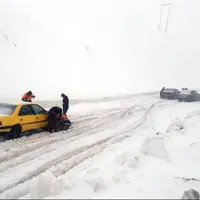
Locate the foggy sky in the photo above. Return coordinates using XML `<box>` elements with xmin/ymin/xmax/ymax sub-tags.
<box><xmin>0</xmin><ymin>0</ymin><xmax>200</xmax><ymax>100</ymax></box>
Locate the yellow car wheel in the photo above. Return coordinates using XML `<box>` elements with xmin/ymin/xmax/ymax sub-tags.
<box><xmin>10</xmin><ymin>125</ymin><xmax>21</xmax><ymax>139</ymax></box>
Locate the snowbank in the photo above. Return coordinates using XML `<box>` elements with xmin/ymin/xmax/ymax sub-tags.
<box><xmin>28</xmin><ymin>172</ymin><xmax>65</xmax><ymax>199</ymax></box>
<box><xmin>166</xmin><ymin>119</ymin><xmax>186</xmax><ymax>134</ymax></box>
<box><xmin>141</xmin><ymin>136</ymin><xmax>169</xmax><ymax>160</ymax></box>
<box><xmin>184</xmin><ymin>109</ymin><xmax>200</xmax><ymax>119</ymax></box>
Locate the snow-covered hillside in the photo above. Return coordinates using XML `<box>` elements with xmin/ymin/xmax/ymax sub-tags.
<box><xmin>0</xmin><ymin>93</ymin><xmax>200</xmax><ymax>198</ymax></box>
<box><xmin>1</xmin><ymin>0</ymin><xmax>200</xmax><ymax>99</ymax></box>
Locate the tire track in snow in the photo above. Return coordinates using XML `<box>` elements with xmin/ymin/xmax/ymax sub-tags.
<box><xmin>0</xmin><ymin>97</ymin><xmax>155</xmax><ymax>172</ymax></box>
<box><xmin>0</xmin><ymin>126</ymin><xmax>139</xmax><ymax>195</ymax></box>
<box><xmin>0</xmin><ymin>137</ymin><xmax>113</xmax><ymax>194</ymax></box>
<box><xmin>0</xmin><ymin>94</ymin><xmax>155</xmax><ymax>149</ymax></box>
<box><xmin>0</xmin><ymin>107</ymin><xmax>128</xmax><ymax>164</ymax></box>
<box><xmin>0</xmin><ymin>99</ymin><xmax>162</xmax><ymax>197</ymax></box>
<box><xmin>0</xmin><ymin>109</ymin><xmax>111</xmax><ymax>148</ymax></box>
<box><xmin>0</xmin><ymin>107</ymin><xmax>118</xmax><ymax>149</ymax></box>
<box><xmin>0</xmin><ymin>104</ymin><xmax>143</xmax><ymax>174</ymax></box>
<box><xmin>0</xmin><ymin>105</ymin><xmax>141</xmax><ymax>173</ymax></box>
<box><xmin>18</xmin><ymin>94</ymin><xmax>157</xmax><ymax>145</ymax></box>
<box><xmin>51</xmin><ymin>99</ymin><xmax>164</xmax><ymax>178</ymax></box>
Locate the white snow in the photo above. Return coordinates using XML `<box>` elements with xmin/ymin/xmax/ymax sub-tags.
<box><xmin>0</xmin><ymin>93</ymin><xmax>200</xmax><ymax>199</ymax></box>
<box><xmin>140</xmin><ymin>136</ymin><xmax>169</xmax><ymax>160</ymax></box>
<box><xmin>180</xmin><ymin>90</ymin><xmax>192</xmax><ymax>95</ymax></box>
<box><xmin>0</xmin><ymin>114</ymin><xmax>8</xmax><ymax>116</ymax></box>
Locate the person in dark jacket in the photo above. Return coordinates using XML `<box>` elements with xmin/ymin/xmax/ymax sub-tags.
<box><xmin>47</xmin><ymin>106</ymin><xmax>62</xmax><ymax>133</ymax></box>
<box><xmin>61</xmin><ymin>93</ymin><xmax>69</xmax><ymax>115</ymax></box>
<box><xmin>22</xmin><ymin>91</ymin><xmax>35</xmax><ymax>102</ymax></box>
<box><xmin>49</xmin><ymin>106</ymin><xmax>62</xmax><ymax>116</ymax></box>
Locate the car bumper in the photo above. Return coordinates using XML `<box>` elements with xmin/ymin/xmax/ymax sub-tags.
<box><xmin>178</xmin><ymin>97</ymin><xmax>191</xmax><ymax>101</ymax></box>
<box><xmin>0</xmin><ymin>126</ymin><xmax>12</xmax><ymax>134</ymax></box>
<box><xmin>161</xmin><ymin>95</ymin><xmax>176</xmax><ymax>99</ymax></box>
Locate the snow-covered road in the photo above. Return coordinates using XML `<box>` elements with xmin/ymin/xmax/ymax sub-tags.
<box><xmin>1</xmin><ymin>93</ymin><xmax>200</xmax><ymax>199</ymax></box>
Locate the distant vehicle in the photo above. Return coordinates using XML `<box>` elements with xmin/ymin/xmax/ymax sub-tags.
<box><xmin>0</xmin><ymin>103</ymin><xmax>48</xmax><ymax>139</ymax></box>
<box><xmin>178</xmin><ymin>90</ymin><xmax>200</xmax><ymax>102</ymax></box>
<box><xmin>160</xmin><ymin>87</ymin><xmax>180</xmax><ymax>100</ymax></box>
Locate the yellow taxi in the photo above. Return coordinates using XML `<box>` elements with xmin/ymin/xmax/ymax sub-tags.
<box><xmin>0</xmin><ymin>103</ymin><xmax>48</xmax><ymax>138</ymax></box>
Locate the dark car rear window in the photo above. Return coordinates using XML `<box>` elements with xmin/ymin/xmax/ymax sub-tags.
<box><xmin>0</xmin><ymin>104</ymin><xmax>17</xmax><ymax>115</ymax></box>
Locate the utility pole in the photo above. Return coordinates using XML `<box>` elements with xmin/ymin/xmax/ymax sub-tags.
<box><xmin>158</xmin><ymin>2</ymin><xmax>172</xmax><ymax>32</ymax></box>
<box><xmin>165</xmin><ymin>3</ymin><xmax>172</xmax><ymax>32</ymax></box>
<box><xmin>158</xmin><ymin>2</ymin><xmax>164</xmax><ymax>30</ymax></box>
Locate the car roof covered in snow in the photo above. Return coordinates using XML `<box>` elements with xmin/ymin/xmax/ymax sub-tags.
<box><xmin>180</xmin><ymin>90</ymin><xmax>193</xmax><ymax>95</ymax></box>
<box><xmin>163</xmin><ymin>88</ymin><xmax>177</xmax><ymax>93</ymax></box>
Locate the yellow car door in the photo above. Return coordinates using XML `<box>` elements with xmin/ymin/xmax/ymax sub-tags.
<box><xmin>18</xmin><ymin>105</ymin><xmax>38</xmax><ymax>132</ymax></box>
<box><xmin>31</xmin><ymin>104</ymin><xmax>48</xmax><ymax>129</ymax></box>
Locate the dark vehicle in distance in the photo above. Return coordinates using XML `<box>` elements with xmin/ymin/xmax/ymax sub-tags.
<box><xmin>160</xmin><ymin>87</ymin><xmax>180</xmax><ymax>100</ymax></box>
<box><xmin>178</xmin><ymin>90</ymin><xmax>200</xmax><ymax>102</ymax></box>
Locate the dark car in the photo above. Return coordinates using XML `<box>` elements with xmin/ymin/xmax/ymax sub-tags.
<box><xmin>160</xmin><ymin>87</ymin><xmax>180</xmax><ymax>100</ymax></box>
<box><xmin>178</xmin><ymin>90</ymin><xmax>200</xmax><ymax>102</ymax></box>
